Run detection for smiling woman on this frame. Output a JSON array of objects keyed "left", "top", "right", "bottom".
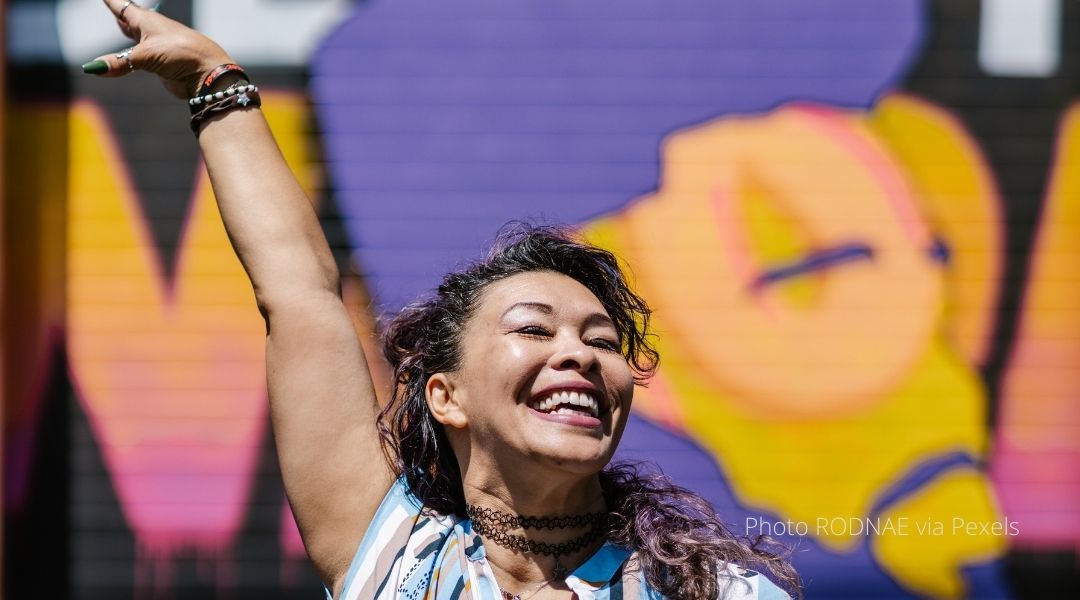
[
  {"left": 380, "top": 231, "right": 645, "bottom": 513},
  {"left": 82, "top": 1, "right": 799, "bottom": 598}
]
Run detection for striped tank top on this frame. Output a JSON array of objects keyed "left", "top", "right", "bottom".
[{"left": 331, "top": 477, "right": 791, "bottom": 599}]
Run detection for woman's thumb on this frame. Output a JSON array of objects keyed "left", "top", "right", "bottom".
[{"left": 82, "top": 45, "right": 140, "bottom": 77}]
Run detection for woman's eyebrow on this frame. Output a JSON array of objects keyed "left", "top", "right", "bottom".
[
  {"left": 501, "top": 301, "right": 554, "bottom": 318},
  {"left": 584, "top": 313, "right": 615, "bottom": 329},
  {"left": 500, "top": 302, "right": 614, "bottom": 328}
]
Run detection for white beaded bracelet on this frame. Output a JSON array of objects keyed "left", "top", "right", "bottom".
[{"left": 188, "top": 84, "right": 259, "bottom": 109}]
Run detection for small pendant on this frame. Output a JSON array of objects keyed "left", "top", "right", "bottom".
[
  {"left": 552, "top": 557, "right": 567, "bottom": 580},
  {"left": 237, "top": 93, "right": 251, "bottom": 106}
]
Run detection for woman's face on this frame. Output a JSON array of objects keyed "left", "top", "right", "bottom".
[{"left": 439, "top": 270, "right": 635, "bottom": 475}]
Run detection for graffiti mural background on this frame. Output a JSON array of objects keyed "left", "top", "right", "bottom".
[{"left": 4, "top": 0, "right": 1078, "bottom": 597}]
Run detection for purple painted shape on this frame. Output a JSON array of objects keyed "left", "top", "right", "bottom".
[{"left": 312, "top": 0, "right": 925, "bottom": 312}]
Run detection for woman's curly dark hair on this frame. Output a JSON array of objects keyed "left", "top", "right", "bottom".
[{"left": 378, "top": 223, "right": 801, "bottom": 598}]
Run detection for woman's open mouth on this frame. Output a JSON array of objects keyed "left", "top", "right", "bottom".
[{"left": 527, "top": 390, "right": 602, "bottom": 428}]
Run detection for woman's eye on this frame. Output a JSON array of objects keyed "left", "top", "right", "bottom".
[
  {"left": 588, "top": 338, "right": 621, "bottom": 351},
  {"left": 516, "top": 326, "right": 551, "bottom": 337}
]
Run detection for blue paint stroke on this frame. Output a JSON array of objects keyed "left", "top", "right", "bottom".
[{"left": 750, "top": 242, "right": 874, "bottom": 292}]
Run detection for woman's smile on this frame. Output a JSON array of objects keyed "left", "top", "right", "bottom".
[{"left": 524, "top": 382, "right": 608, "bottom": 432}]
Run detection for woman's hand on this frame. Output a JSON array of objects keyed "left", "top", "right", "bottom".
[{"left": 82, "top": 0, "right": 234, "bottom": 99}]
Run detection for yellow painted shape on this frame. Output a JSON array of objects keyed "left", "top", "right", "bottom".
[
  {"left": 869, "top": 93, "right": 1003, "bottom": 367},
  {"left": 873, "top": 469, "right": 1009, "bottom": 599},
  {"left": 651, "top": 324, "right": 986, "bottom": 552}
]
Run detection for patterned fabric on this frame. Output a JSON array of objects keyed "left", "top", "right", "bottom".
[{"left": 330, "top": 478, "right": 791, "bottom": 599}]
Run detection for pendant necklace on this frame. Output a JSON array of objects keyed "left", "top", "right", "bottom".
[{"left": 500, "top": 578, "right": 553, "bottom": 600}]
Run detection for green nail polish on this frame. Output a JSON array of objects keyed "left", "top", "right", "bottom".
[{"left": 82, "top": 60, "right": 108, "bottom": 75}]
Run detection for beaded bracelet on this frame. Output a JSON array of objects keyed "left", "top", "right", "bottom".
[
  {"left": 190, "top": 85, "right": 262, "bottom": 137},
  {"left": 188, "top": 82, "right": 259, "bottom": 115},
  {"left": 195, "top": 63, "right": 247, "bottom": 97}
]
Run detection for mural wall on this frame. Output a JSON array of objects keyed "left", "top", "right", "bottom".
[{"left": 4, "top": 0, "right": 1078, "bottom": 598}]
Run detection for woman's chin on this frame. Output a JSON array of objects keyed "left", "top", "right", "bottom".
[{"left": 525, "top": 442, "right": 615, "bottom": 475}]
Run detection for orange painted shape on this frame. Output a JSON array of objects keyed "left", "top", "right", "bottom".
[{"left": 616, "top": 104, "right": 944, "bottom": 418}]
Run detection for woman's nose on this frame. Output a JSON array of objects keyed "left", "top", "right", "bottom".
[{"left": 550, "top": 336, "right": 599, "bottom": 372}]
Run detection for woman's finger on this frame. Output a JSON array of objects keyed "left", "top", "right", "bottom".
[
  {"left": 102, "top": 0, "right": 139, "bottom": 20},
  {"left": 81, "top": 45, "right": 141, "bottom": 77},
  {"left": 103, "top": 0, "right": 160, "bottom": 38},
  {"left": 116, "top": 16, "right": 136, "bottom": 40}
]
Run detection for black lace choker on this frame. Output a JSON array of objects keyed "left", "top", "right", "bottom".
[{"left": 465, "top": 504, "right": 608, "bottom": 580}]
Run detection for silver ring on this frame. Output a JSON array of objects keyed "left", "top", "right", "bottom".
[
  {"left": 119, "top": 0, "right": 138, "bottom": 20},
  {"left": 116, "top": 46, "right": 136, "bottom": 71}
]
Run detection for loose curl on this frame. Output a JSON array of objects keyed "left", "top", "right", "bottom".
[{"left": 378, "top": 224, "right": 800, "bottom": 598}]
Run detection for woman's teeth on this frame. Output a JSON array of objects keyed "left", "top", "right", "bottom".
[{"left": 532, "top": 391, "right": 599, "bottom": 418}]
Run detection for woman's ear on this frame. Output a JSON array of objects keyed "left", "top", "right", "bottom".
[{"left": 426, "top": 373, "right": 468, "bottom": 429}]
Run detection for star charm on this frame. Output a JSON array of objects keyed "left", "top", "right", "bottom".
[
  {"left": 552, "top": 562, "right": 567, "bottom": 580},
  {"left": 237, "top": 93, "right": 250, "bottom": 106}
]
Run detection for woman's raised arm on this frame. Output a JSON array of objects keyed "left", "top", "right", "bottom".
[{"left": 85, "top": 2, "right": 394, "bottom": 593}]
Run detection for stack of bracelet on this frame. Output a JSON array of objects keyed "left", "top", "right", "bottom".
[{"left": 188, "top": 63, "right": 261, "bottom": 136}]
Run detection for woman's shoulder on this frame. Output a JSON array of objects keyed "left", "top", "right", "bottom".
[
  {"left": 333, "top": 476, "right": 462, "bottom": 599},
  {"left": 627, "top": 556, "right": 793, "bottom": 600},
  {"left": 717, "top": 562, "right": 792, "bottom": 600}
]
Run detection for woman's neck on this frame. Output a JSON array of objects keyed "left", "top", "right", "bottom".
[
  {"left": 461, "top": 466, "right": 609, "bottom": 593},
  {"left": 463, "top": 465, "right": 607, "bottom": 516}
]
